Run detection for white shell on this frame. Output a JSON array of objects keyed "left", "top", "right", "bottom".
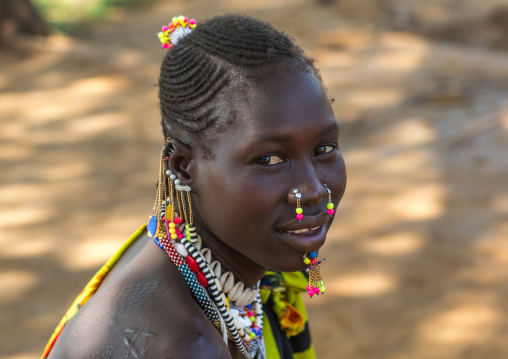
[
  {"left": 233, "top": 318, "right": 243, "bottom": 330},
  {"left": 247, "top": 290, "right": 258, "bottom": 305},
  {"left": 229, "top": 308, "right": 240, "bottom": 318},
  {"left": 194, "top": 235, "right": 202, "bottom": 250},
  {"left": 220, "top": 272, "right": 235, "bottom": 293},
  {"left": 228, "top": 281, "right": 244, "bottom": 302},
  {"left": 235, "top": 288, "right": 252, "bottom": 307},
  {"left": 243, "top": 316, "right": 253, "bottom": 328},
  {"left": 238, "top": 328, "right": 245, "bottom": 337},
  {"left": 201, "top": 248, "right": 212, "bottom": 263},
  {"left": 174, "top": 242, "right": 188, "bottom": 257},
  {"left": 210, "top": 261, "right": 221, "bottom": 278}
]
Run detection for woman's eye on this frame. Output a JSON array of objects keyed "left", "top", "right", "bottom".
[
  {"left": 314, "top": 145, "right": 335, "bottom": 156},
  {"left": 255, "top": 155, "right": 285, "bottom": 165}
]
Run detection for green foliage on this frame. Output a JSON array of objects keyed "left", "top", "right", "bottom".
[{"left": 33, "top": 0, "right": 150, "bottom": 34}]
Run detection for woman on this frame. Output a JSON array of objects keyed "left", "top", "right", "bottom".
[{"left": 42, "top": 14, "right": 346, "bottom": 359}]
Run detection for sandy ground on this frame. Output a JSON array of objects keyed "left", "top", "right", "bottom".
[{"left": 1, "top": 0, "right": 508, "bottom": 358}]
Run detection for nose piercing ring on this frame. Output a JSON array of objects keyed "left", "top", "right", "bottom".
[
  {"left": 294, "top": 189, "right": 303, "bottom": 221},
  {"left": 323, "top": 184, "right": 335, "bottom": 216}
]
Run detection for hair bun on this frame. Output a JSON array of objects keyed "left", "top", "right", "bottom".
[{"left": 157, "top": 15, "right": 197, "bottom": 50}]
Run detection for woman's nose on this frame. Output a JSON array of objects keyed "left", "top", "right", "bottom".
[{"left": 288, "top": 180, "right": 327, "bottom": 208}]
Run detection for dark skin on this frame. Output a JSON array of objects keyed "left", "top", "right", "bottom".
[{"left": 47, "top": 65, "right": 346, "bottom": 358}]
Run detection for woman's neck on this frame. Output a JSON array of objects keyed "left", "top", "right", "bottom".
[{"left": 193, "top": 222, "right": 266, "bottom": 288}]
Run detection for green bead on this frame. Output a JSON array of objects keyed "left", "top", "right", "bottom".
[
  {"left": 319, "top": 286, "right": 325, "bottom": 292},
  {"left": 327, "top": 203, "right": 334, "bottom": 209},
  {"left": 185, "top": 224, "right": 190, "bottom": 229},
  {"left": 296, "top": 208, "right": 303, "bottom": 214}
]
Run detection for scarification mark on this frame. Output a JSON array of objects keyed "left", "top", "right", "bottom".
[
  {"left": 118, "top": 282, "right": 161, "bottom": 312},
  {"left": 90, "top": 344, "right": 115, "bottom": 359},
  {"left": 123, "top": 328, "right": 157, "bottom": 359}
]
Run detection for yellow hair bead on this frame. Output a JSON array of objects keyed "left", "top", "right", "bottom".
[{"left": 157, "top": 32, "right": 164, "bottom": 38}]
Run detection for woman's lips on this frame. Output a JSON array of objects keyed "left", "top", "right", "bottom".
[{"left": 277, "top": 225, "right": 327, "bottom": 253}]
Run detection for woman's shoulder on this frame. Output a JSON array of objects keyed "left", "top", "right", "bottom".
[{"left": 48, "top": 233, "right": 230, "bottom": 358}]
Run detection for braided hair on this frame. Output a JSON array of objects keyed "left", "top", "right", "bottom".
[{"left": 158, "top": 14, "right": 320, "bottom": 157}]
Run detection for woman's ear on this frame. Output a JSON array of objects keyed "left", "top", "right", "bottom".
[{"left": 166, "top": 138, "right": 194, "bottom": 186}]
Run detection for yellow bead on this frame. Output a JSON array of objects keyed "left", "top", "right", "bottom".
[
  {"left": 169, "top": 222, "right": 176, "bottom": 228},
  {"left": 171, "top": 234, "right": 177, "bottom": 239},
  {"left": 303, "top": 258, "right": 310, "bottom": 265},
  {"left": 172, "top": 16, "right": 178, "bottom": 24},
  {"left": 190, "top": 24, "right": 196, "bottom": 29},
  {"left": 178, "top": 15, "right": 185, "bottom": 23},
  {"left": 169, "top": 228, "right": 176, "bottom": 234},
  {"left": 157, "top": 32, "right": 164, "bottom": 38}
]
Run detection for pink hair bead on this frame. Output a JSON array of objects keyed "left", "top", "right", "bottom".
[
  {"left": 162, "top": 43, "right": 169, "bottom": 49},
  {"left": 327, "top": 208, "right": 334, "bottom": 216},
  {"left": 314, "top": 287, "right": 320, "bottom": 294},
  {"left": 189, "top": 19, "right": 196, "bottom": 25},
  {"left": 162, "top": 25, "right": 168, "bottom": 32},
  {"left": 296, "top": 213, "right": 303, "bottom": 221}
]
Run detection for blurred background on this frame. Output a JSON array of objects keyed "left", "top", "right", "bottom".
[{"left": 1, "top": 0, "right": 508, "bottom": 358}]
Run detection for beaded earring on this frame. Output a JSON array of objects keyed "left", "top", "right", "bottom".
[
  {"left": 324, "top": 184, "right": 335, "bottom": 216},
  {"left": 294, "top": 189, "right": 303, "bottom": 221},
  {"left": 147, "top": 141, "right": 171, "bottom": 239},
  {"left": 304, "top": 251, "right": 325, "bottom": 298}
]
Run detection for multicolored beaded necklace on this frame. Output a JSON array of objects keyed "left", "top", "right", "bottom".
[{"left": 148, "top": 206, "right": 264, "bottom": 358}]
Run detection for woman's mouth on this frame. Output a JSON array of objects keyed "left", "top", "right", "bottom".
[
  {"left": 285, "top": 226, "right": 321, "bottom": 235},
  {"left": 277, "top": 223, "right": 328, "bottom": 253}
]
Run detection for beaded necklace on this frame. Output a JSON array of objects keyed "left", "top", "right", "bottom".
[{"left": 151, "top": 213, "right": 265, "bottom": 359}]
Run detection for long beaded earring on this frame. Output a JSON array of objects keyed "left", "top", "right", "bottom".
[
  {"left": 304, "top": 251, "right": 325, "bottom": 298},
  {"left": 294, "top": 189, "right": 303, "bottom": 222},
  {"left": 147, "top": 141, "right": 171, "bottom": 239}
]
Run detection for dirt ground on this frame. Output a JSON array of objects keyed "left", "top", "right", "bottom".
[{"left": 1, "top": 0, "right": 508, "bottom": 358}]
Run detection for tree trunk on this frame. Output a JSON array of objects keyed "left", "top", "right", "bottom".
[{"left": 0, "top": 0, "right": 49, "bottom": 46}]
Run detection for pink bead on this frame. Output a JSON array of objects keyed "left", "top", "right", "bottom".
[
  {"left": 177, "top": 233, "right": 184, "bottom": 239},
  {"left": 296, "top": 214, "right": 303, "bottom": 221},
  {"left": 168, "top": 22, "right": 174, "bottom": 29},
  {"left": 327, "top": 209, "right": 335, "bottom": 216},
  {"left": 162, "top": 25, "right": 168, "bottom": 32},
  {"left": 306, "top": 285, "right": 312, "bottom": 291},
  {"left": 189, "top": 19, "right": 196, "bottom": 25},
  {"left": 162, "top": 43, "right": 169, "bottom": 49},
  {"left": 314, "top": 287, "right": 320, "bottom": 294},
  {"left": 184, "top": 17, "right": 188, "bottom": 23}
]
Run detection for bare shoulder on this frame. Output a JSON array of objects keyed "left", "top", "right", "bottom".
[{"left": 48, "top": 234, "right": 230, "bottom": 359}]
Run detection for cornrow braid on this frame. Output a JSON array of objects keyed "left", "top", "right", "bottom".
[{"left": 158, "top": 14, "right": 319, "bottom": 156}]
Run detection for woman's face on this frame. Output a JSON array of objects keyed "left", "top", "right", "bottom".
[{"left": 188, "top": 66, "right": 347, "bottom": 276}]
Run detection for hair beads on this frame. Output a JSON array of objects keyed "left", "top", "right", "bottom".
[
  {"left": 157, "top": 15, "right": 196, "bottom": 49},
  {"left": 304, "top": 251, "right": 325, "bottom": 298},
  {"left": 294, "top": 189, "right": 303, "bottom": 221}
]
